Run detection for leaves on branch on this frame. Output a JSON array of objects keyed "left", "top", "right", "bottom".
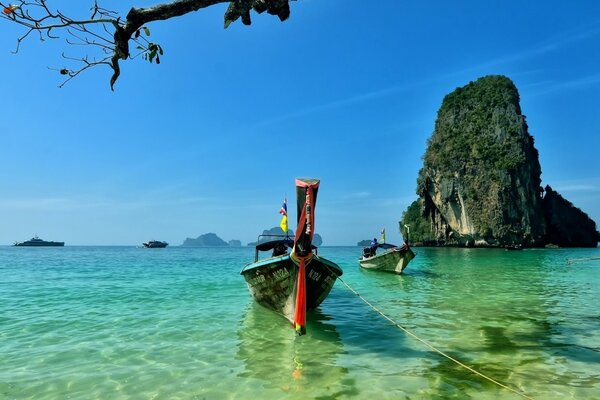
[
  {"left": 1, "top": 0, "right": 294, "bottom": 89},
  {"left": 142, "top": 42, "right": 163, "bottom": 64}
]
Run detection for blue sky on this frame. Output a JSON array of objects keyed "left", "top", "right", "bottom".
[{"left": 1, "top": 0, "right": 599, "bottom": 246}]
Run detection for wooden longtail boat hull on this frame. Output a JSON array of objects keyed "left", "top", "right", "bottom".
[
  {"left": 240, "top": 253, "right": 342, "bottom": 324},
  {"left": 359, "top": 246, "right": 415, "bottom": 274},
  {"left": 242, "top": 178, "right": 343, "bottom": 334}
]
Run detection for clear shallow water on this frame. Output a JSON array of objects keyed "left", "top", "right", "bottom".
[{"left": 1, "top": 246, "right": 599, "bottom": 399}]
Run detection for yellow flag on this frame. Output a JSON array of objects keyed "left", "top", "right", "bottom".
[
  {"left": 280, "top": 215, "right": 288, "bottom": 233},
  {"left": 279, "top": 198, "right": 288, "bottom": 233},
  {"left": 380, "top": 228, "right": 385, "bottom": 243}
]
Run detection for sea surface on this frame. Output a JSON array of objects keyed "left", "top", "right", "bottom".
[{"left": 1, "top": 245, "right": 599, "bottom": 399}]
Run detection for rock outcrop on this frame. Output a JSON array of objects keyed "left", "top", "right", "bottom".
[
  {"left": 405, "top": 75, "right": 598, "bottom": 247},
  {"left": 542, "top": 186, "right": 600, "bottom": 247}
]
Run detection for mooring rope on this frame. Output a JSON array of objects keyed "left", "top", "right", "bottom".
[{"left": 337, "top": 276, "right": 534, "bottom": 400}]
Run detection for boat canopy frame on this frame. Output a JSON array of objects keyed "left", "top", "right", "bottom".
[{"left": 253, "top": 234, "right": 318, "bottom": 262}]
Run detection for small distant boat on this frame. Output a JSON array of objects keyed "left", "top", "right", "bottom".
[
  {"left": 14, "top": 236, "right": 64, "bottom": 247},
  {"left": 240, "top": 178, "right": 343, "bottom": 335},
  {"left": 504, "top": 244, "right": 523, "bottom": 251},
  {"left": 359, "top": 242, "right": 415, "bottom": 274},
  {"left": 143, "top": 240, "right": 168, "bottom": 248}
]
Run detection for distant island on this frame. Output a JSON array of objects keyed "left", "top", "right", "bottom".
[
  {"left": 179, "top": 229, "right": 326, "bottom": 247},
  {"left": 181, "top": 233, "right": 241, "bottom": 247},
  {"left": 401, "top": 75, "right": 600, "bottom": 248},
  {"left": 357, "top": 240, "right": 371, "bottom": 247}
]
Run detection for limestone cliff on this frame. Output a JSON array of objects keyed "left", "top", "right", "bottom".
[
  {"left": 542, "top": 186, "right": 600, "bottom": 247},
  {"left": 406, "top": 75, "right": 598, "bottom": 247}
]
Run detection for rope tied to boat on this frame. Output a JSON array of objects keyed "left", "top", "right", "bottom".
[{"left": 336, "top": 276, "right": 534, "bottom": 400}]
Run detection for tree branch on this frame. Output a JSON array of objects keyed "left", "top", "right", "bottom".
[{"left": 1, "top": 0, "right": 295, "bottom": 90}]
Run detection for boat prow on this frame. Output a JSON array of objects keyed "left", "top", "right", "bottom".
[
  {"left": 240, "top": 251, "right": 342, "bottom": 324},
  {"left": 240, "top": 178, "right": 343, "bottom": 335}
]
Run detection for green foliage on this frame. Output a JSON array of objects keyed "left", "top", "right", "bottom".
[
  {"left": 423, "top": 75, "right": 527, "bottom": 175},
  {"left": 400, "top": 199, "right": 436, "bottom": 243},
  {"left": 416, "top": 75, "right": 539, "bottom": 236},
  {"left": 134, "top": 26, "right": 164, "bottom": 65}
]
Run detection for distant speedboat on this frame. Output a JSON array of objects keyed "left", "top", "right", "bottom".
[
  {"left": 143, "top": 240, "right": 168, "bottom": 248},
  {"left": 240, "top": 178, "right": 343, "bottom": 335},
  {"left": 14, "top": 236, "right": 64, "bottom": 247},
  {"left": 359, "top": 242, "right": 415, "bottom": 274}
]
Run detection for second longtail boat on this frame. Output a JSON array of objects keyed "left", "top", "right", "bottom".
[
  {"left": 358, "top": 227, "right": 415, "bottom": 274},
  {"left": 240, "top": 178, "right": 343, "bottom": 335}
]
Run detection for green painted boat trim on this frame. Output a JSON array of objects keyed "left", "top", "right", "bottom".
[{"left": 240, "top": 254, "right": 291, "bottom": 274}]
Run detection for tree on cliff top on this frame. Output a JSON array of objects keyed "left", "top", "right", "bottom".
[{"left": 0, "top": 0, "right": 293, "bottom": 90}]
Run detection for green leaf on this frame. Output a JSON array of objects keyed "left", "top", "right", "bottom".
[
  {"left": 158, "top": 45, "right": 164, "bottom": 55},
  {"left": 143, "top": 27, "right": 150, "bottom": 36}
]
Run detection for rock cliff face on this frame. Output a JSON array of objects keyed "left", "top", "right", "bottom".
[
  {"left": 542, "top": 186, "right": 600, "bottom": 247},
  {"left": 411, "top": 75, "right": 598, "bottom": 247}
]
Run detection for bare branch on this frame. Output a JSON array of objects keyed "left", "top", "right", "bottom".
[{"left": 1, "top": 0, "right": 296, "bottom": 89}]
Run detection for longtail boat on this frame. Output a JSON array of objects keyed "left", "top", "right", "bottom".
[
  {"left": 240, "top": 178, "right": 343, "bottom": 335},
  {"left": 359, "top": 241, "right": 415, "bottom": 274}
]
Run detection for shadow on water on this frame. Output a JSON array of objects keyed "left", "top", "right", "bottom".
[
  {"left": 320, "top": 283, "right": 433, "bottom": 364},
  {"left": 424, "top": 353, "right": 514, "bottom": 399},
  {"left": 358, "top": 265, "right": 442, "bottom": 282},
  {"left": 410, "top": 248, "right": 600, "bottom": 397},
  {"left": 236, "top": 302, "right": 359, "bottom": 398}
]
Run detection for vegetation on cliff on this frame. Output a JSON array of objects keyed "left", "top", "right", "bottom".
[
  {"left": 406, "top": 75, "right": 598, "bottom": 247},
  {"left": 400, "top": 199, "right": 436, "bottom": 244},
  {"left": 421, "top": 75, "right": 529, "bottom": 178},
  {"left": 417, "top": 75, "right": 545, "bottom": 245}
]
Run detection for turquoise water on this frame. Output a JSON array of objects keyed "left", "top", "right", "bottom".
[{"left": 1, "top": 246, "right": 599, "bottom": 399}]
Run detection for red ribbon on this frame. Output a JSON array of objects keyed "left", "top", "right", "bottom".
[{"left": 293, "top": 257, "right": 306, "bottom": 335}]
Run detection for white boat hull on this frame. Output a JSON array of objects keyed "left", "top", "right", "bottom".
[{"left": 359, "top": 246, "right": 415, "bottom": 274}]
